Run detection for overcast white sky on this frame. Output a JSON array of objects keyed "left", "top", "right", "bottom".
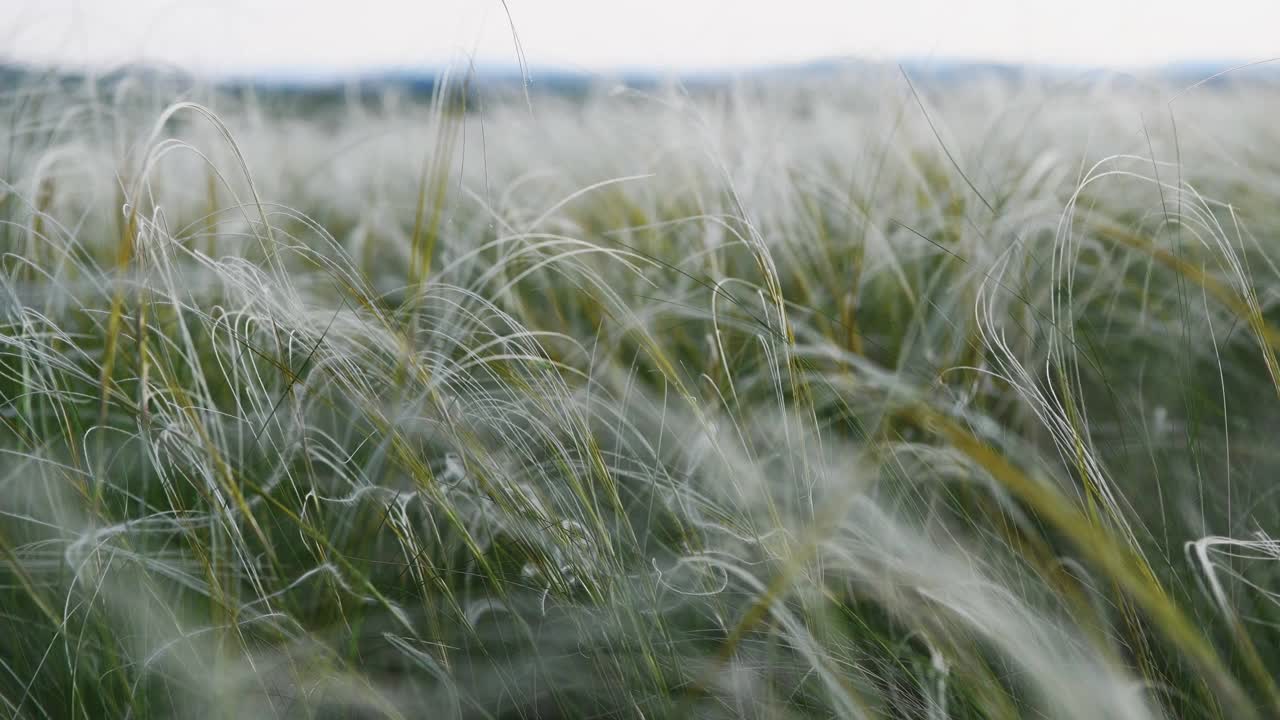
[{"left": 3, "top": 0, "right": 1278, "bottom": 75}]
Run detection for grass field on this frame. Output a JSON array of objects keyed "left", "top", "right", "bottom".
[{"left": 3, "top": 65, "right": 1280, "bottom": 718}]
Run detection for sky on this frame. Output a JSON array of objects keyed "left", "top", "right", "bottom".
[{"left": 2, "top": 0, "right": 1278, "bottom": 76}]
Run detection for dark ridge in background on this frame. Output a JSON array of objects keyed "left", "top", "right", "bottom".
[{"left": 2, "top": 57, "right": 1276, "bottom": 104}]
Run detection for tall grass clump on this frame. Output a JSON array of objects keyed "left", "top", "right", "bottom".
[{"left": 3, "top": 64, "right": 1280, "bottom": 718}]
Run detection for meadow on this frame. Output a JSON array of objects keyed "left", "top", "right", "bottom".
[{"left": 2, "top": 64, "right": 1280, "bottom": 718}]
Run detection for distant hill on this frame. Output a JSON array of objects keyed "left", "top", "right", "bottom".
[{"left": 2, "top": 57, "right": 1276, "bottom": 103}]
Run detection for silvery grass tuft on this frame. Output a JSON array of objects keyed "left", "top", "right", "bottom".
[{"left": 2, "top": 64, "right": 1280, "bottom": 718}]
